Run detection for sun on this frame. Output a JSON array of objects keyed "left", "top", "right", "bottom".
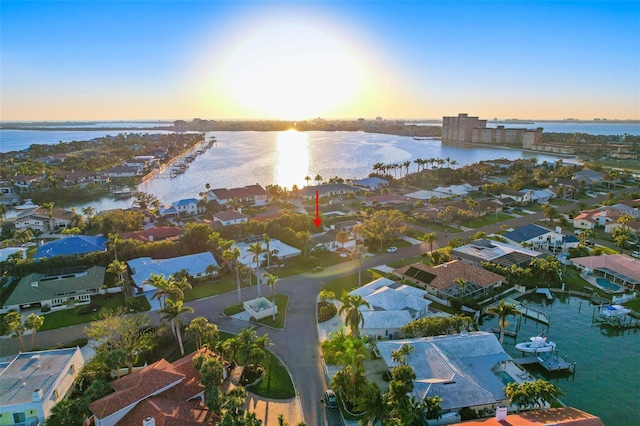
[{"left": 212, "top": 19, "right": 366, "bottom": 120}]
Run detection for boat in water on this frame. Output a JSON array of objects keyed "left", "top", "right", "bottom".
[
  {"left": 600, "top": 304, "right": 631, "bottom": 320},
  {"left": 14, "top": 199, "right": 39, "bottom": 210},
  {"left": 515, "top": 335, "right": 556, "bottom": 353}
]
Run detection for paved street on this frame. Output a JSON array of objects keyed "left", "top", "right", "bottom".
[{"left": 1, "top": 185, "right": 637, "bottom": 425}]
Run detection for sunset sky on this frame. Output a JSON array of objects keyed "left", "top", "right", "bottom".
[{"left": 2, "top": 1, "right": 639, "bottom": 121}]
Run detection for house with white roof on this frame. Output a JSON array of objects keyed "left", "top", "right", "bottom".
[
  {"left": 348, "top": 277, "right": 431, "bottom": 339},
  {"left": 207, "top": 184, "right": 268, "bottom": 206},
  {"left": 127, "top": 252, "right": 219, "bottom": 292},
  {"left": 0, "top": 348, "right": 84, "bottom": 425},
  {"left": 376, "top": 332, "right": 531, "bottom": 420},
  {"left": 451, "top": 239, "right": 542, "bottom": 268},
  {"left": 528, "top": 188, "right": 557, "bottom": 204},
  {"left": 234, "top": 237, "right": 301, "bottom": 267},
  {"left": 503, "top": 224, "right": 566, "bottom": 252}
]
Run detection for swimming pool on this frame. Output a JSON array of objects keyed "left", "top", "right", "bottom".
[
  {"left": 494, "top": 370, "right": 516, "bottom": 385},
  {"left": 595, "top": 278, "right": 622, "bottom": 292}
]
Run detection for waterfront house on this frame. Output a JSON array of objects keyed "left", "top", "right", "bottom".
[
  {"left": 395, "top": 260, "right": 505, "bottom": 299},
  {"left": 207, "top": 184, "right": 268, "bottom": 206},
  {"left": 88, "top": 348, "right": 223, "bottom": 426},
  {"left": 10, "top": 206, "right": 74, "bottom": 233},
  {"left": 104, "top": 165, "right": 141, "bottom": 178},
  {"left": 376, "top": 332, "right": 530, "bottom": 421},
  {"left": 1, "top": 266, "right": 106, "bottom": 313},
  {"left": 348, "top": 277, "right": 431, "bottom": 339},
  {"left": 128, "top": 252, "right": 219, "bottom": 292},
  {"left": 63, "top": 170, "right": 110, "bottom": 188},
  {"left": 0, "top": 348, "right": 84, "bottom": 425},
  {"left": 295, "top": 183, "right": 360, "bottom": 199},
  {"left": 351, "top": 176, "right": 390, "bottom": 191},
  {"left": 572, "top": 254, "right": 640, "bottom": 291},
  {"left": 451, "top": 239, "right": 542, "bottom": 268},
  {"left": 449, "top": 407, "right": 604, "bottom": 426},
  {"left": 172, "top": 198, "right": 202, "bottom": 216},
  {"left": 34, "top": 235, "right": 108, "bottom": 259},
  {"left": 11, "top": 175, "right": 43, "bottom": 192},
  {"left": 213, "top": 209, "right": 249, "bottom": 226}
]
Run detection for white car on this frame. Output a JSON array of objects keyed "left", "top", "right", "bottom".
[
  {"left": 631, "top": 251, "right": 640, "bottom": 259},
  {"left": 386, "top": 246, "right": 398, "bottom": 253}
]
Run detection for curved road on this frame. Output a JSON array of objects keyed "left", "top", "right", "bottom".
[{"left": 1, "top": 186, "right": 636, "bottom": 425}]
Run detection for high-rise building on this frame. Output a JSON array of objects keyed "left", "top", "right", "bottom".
[{"left": 443, "top": 113, "right": 542, "bottom": 147}]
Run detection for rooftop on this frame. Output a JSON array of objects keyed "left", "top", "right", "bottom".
[{"left": 0, "top": 348, "right": 83, "bottom": 407}]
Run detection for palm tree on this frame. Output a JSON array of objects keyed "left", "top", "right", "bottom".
[
  {"left": 297, "top": 230, "right": 312, "bottom": 256},
  {"left": 107, "top": 232, "right": 122, "bottom": 261},
  {"left": 24, "top": 313, "right": 44, "bottom": 350},
  {"left": 3, "top": 312, "right": 26, "bottom": 351},
  {"left": 261, "top": 272, "right": 279, "bottom": 321},
  {"left": 160, "top": 298, "right": 194, "bottom": 356},
  {"left": 148, "top": 273, "right": 171, "bottom": 310},
  {"left": 318, "top": 289, "right": 335, "bottom": 303},
  {"left": 223, "top": 247, "right": 243, "bottom": 304},
  {"left": 13, "top": 228, "right": 34, "bottom": 245},
  {"left": 351, "top": 244, "right": 366, "bottom": 287},
  {"left": 424, "top": 395, "right": 443, "bottom": 420},
  {"left": 245, "top": 242, "right": 265, "bottom": 296},
  {"left": 167, "top": 275, "right": 193, "bottom": 301},
  {"left": 314, "top": 174, "right": 323, "bottom": 185},
  {"left": 356, "top": 382, "right": 390, "bottom": 426},
  {"left": 486, "top": 301, "right": 521, "bottom": 344},
  {"left": 391, "top": 343, "right": 414, "bottom": 366},
  {"left": 263, "top": 233, "right": 272, "bottom": 268},
  {"left": 422, "top": 232, "right": 437, "bottom": 252},
  {"left": 107, "top": 259, "right": 128, "bottom": 292},
  {"left": 41, "top": 202, "right": 55, "bottom": 232},
  {"left": 336, "top": 230, "right": 350, "bottom": 250},
  {"left": 455, "top": 277, "right": 468, "bottom": 298},
  {"left": 339, "top": 293, "right": 371, "bottom": 338},
  {"left": 304, "top": 175, "right": 311, "bottom": 187}
]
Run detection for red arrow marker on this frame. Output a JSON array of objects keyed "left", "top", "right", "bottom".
[{"left": 314, "top": 190, "right": 322, "bottom": 227}]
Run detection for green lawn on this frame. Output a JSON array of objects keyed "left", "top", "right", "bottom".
[
  {"left": 550, "top": 198, "right": 574, "bottom": 206},
  {"left": 39, "top": 293, "right": 151, "bottom": 331},
  {"left": 322, "top": 271, "right": 375, "bottom": 296},
  {"left": 462, "top": 213, "right": 514, "bottom": 228},
  {"left": 183, "top": 275, "right": 251, "bottom": 302},
  {"left": 247, "top": 346, "right": 296, "bottom": 399},
  {"left": 251, "top": 294, "right": 288, "bottom": 329}
]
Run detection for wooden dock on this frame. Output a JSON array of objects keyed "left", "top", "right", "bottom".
[{"left": 501, "top": 298, "right": 550, "bottom": 326}]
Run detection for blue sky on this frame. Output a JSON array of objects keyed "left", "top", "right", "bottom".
[{"left": 1, "top": 1, "right": 639, "bottom": 120}]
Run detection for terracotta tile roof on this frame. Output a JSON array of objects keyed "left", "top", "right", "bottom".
[
  {"left": 450, "top": 406, "right": 604, "bottom": 426},
  {"left": 89, "top": 359, "right": 185, "bottom": 418},
  {"left": 211, "top": 184, "right": 266, "bottom": 200},
  {"left": 395, "top": 260, "right": 505, "bottom": 290},
  {"left": 116, "top": 396, "right": 219, "bottom": 426},
  {"left": 213, "top": 210, "right": 248, "bottom": 221},
  {"left": 89, "top": 348, "right": 224, "bottom": 422}
]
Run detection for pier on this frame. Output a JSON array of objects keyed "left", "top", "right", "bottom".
[
  {"left": 495, "top": 298, "right": 550, "bottom": 326},
  {"left": 536, "top": 287, "right": 553, "bottom": 300},
  {"left": 513, "top": 353, "right": 575, "bottom": 373}
]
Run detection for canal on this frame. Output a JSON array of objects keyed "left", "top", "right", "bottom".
[{"left": 482, "top": 293, "right": 639, "bottom": 426}]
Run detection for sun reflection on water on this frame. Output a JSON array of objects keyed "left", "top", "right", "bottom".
[{"left": 276, "top": 129, "right": 310, "bottom": 190}]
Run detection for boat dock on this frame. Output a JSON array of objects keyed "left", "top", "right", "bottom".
[
  {"left": 513, "top": 353, "right": 575, "bottom": 373},
  {"left": 536, "top": 288, "right": 553, "bottom": 300},
  {"left": 499, "top": 298, "right": 550, "bottom": 326}
]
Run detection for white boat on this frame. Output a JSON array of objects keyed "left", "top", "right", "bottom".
[
  {"left": 600, "top": 304, "right": 631, "bottom": 319},
  {"left": 14, "top": 199, "right": 39, "bottom": 210},
  {"left": 515, "top": 336, "right": 556, "bottom": 353}
]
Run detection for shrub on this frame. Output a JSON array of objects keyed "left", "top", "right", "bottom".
[{"left": 317, "top": 302, "right": 337, "bottom": 323}]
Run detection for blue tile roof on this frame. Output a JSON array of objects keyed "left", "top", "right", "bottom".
[
  {"left": 504, "top": 224, "right": 550, "bottom": 243},
  {"left": 173, "top": 198, "right": 198, "bottom": 206},
  {"left": 34, "top": 235, "right": 107, "bottom": 258}
]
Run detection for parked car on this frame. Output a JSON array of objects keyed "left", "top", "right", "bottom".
[
  {"left": 631, "top": 251, "right": 640, "bottom": 259},
  {"left": 322, "top": 389, "right": 338, "bottom": 409},
  {"left": 311, "top": 266, "right": 324, "bottom": 272},
  {"left": 386, "top": 246, "right": 398, "bottom": 253}
]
